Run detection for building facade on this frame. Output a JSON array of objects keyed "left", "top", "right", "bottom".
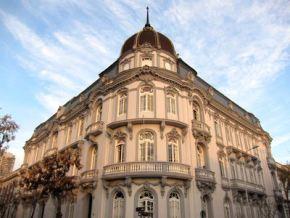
[
  {"left": 0, "top": 14, "right": 289, "bottom": 218},
  {"left": 0, "top": 152, "right": 15, "bottom": 177}
]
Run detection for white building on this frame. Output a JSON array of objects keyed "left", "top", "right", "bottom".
[{"left": 0, "top": 10, "right": 288, "bottom": 218}]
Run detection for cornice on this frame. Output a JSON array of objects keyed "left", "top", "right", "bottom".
[{"left": 207, "top": 100, "right": 266, "bottom": 137}]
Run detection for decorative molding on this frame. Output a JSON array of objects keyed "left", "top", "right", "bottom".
[
  {"left": 166, "top": 128, "right": 181, "bottom": 142},
  {"left": 113, "top": 130, "right": 127, "bottom": 143}
]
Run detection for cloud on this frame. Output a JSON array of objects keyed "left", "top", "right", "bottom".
[
  {"left": 164, "top": 0, "right": 290, "bottom": 107},
  {"left": 1, "top": 1, "right": 290, "bottom": 166},
  {"left": 272, "top": 133, "right": 290, "bottom": 148}
]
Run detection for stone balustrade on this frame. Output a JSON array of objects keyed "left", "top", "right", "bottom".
[
  {"left": 103, "top": 162, "right": 192, "bottom": 180},
  {"left": 195, "top": 168, "right": 215, "bottom": 183},
  {"left": 230, "top": 178, "right": 265, "bottom": 194},
  {"left": 85, "top": 121, "right": 104, "bottom": 138},
  {"left": 44, "top": 147, "right": 57, "bottom": 157},
  {"left": 81, "top": 169, "right": 98, "bottom": 181},
  {"left": 192, "top": 120, "right": 210, "bottom": 134}
]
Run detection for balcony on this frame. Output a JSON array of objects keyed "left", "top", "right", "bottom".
[
  {"left": 195, "top": 168, "right": 216, "bottom": 193},
  {"left": 103, "top": 162, "right": 192, "bottom": 180},
  {"left": 80, "top": 169, "right": 98, "bottom": 190},
  {"left": 192, "top": 120, "right": 211, "bottom": 143},
  {"left": 230, "top": 179, "right": 265, "bottom": 194},
  {"left": 44, "top": 147, "right": 57, "bottom": 157},
  {"left": 85, "top": 121, "right": 104, "bottom": 139},
  {"left": 195, "top": 168, "right": 215, "bottom": 183}
]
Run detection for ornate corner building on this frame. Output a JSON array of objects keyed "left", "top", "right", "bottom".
[{"left": 0, "top": 11, "right": 289, "bottom": 218}]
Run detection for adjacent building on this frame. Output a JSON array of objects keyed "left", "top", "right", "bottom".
[{"left": 0, "top": 10, "right": 289, "bottom": 218}]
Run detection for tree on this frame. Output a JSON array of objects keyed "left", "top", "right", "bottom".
[
  {"left": 0, "top": 113, "right": 19, "bottom": 156},
  {"left": 19, "top": 146, "right": 82, "bottom": 218},
  {"left": 277, "top": 163, "right": 290, "bottom": 215}
]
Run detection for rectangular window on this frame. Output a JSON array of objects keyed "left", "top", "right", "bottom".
[
  {"left": 140, "top": 96, "right": 146, "bottom": 111},
  {"left": 66, "top": 126, "right": 72, "bottom": 144},
  {"left": 78, "top": 119, "right": 84, "bottom": 138},
  {"left": 215, "top": 121, "right": 222, "bottom": 139},
  {"left": 148, "top": 95, "right": 153, "bottom": 111}
]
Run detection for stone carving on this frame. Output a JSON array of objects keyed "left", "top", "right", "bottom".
[
  {"left": 166, "top": 128, "right": 180, "bottom": 142},
  {"left": 113, "top": 130, "right": 127, "bottom": 143},
  {"left": 196, "top": 180, "right": 216, "bottom": 197}
]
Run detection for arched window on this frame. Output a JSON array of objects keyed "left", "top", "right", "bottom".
[
  {"left": 118, "top": 93, "right": 127, "bottom": 116},
  {"left": 197, "top": 144, "right": 205, "bottom": 168},
  {"left": 139, "top": 131, "right": 154, "bottom": 161},
  {"left": 140, "top": 86, "right": 154, "bottom": 112},
  {"left": 87, "top": 194, "right": 93, "bottom": 218},
  {"left": 201, "top": 195, "right": 212, "bottom": 218},
  {"left": 113, "top": 191, "right": 125, "bottom": 218},
  {"left": 95, "top": 103, "right": 102, "bottom": 122},
  {"left": 166, "top": 92, "right": 176, "bottom": 114},
  {"left": 90, "top": 146, "right": 98, "bottom": 170},
  {"left": 168, "top": 140, "right": 179, "bottom": 163},
  {"left": 138, "top": 191, "right": 154, "bottom": 218},
  {"left": 115, "top": 143, "right": 125, "bottom": 163},
  {"left": 168, "top": 192, "right": 181, "bottom": 218},
  {"left": 224, "top": 199, "right": 231, "bottom": 218}
]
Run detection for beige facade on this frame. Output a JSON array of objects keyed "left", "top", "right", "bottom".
[{"left": 0, "top": 18, "right": 289, "bottom": 218}]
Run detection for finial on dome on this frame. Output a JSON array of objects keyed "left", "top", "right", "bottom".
[{"left": 145, "top": 6, "right": 151, "bottom": 28}]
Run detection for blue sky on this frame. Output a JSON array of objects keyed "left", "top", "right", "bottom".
[{"left": 0, "top": 0, "right": 290, "bottom": 168}]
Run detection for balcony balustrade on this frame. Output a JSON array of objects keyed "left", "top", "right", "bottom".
[
  {"left": 195, "top": 168, "right": 215, "bottom": 183},
  {"left": 81, "top": 169, "right": 98, "bottom": 182},
  {"left": 80, "top": 169, "right": 98, "bottom": 190},
  {"left": 44, "top": 147, "right": 57, "bottom": 157},
  {"left": 230, "top": 178, "right": 265, "bottom": 194},
  {"left": 191, "top": 120, "right": 211, "bottom": 143},
  {"left": 85, "top": 121, "right": 104, "bottom": 139},
  {"left": 103, "top": 162, "right": 192, "bottom": 180}
]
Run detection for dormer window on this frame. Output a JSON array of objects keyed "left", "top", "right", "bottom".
[
  {"left": 164, "top": 61, "right": 172, "bottom": 70},
  {"left": 123, "top": 62, "right": 130, "bottom": 71},
  {"left": 141, "top": 57, "right": 152, "bottom": 67}
]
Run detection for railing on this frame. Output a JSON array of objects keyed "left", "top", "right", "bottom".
[
  {"left": 192, "top": 120, "right": 210, "bottom": 134},
  {"left": 85, "top": 121, "right": 104, "bottom": 137},
  {"left": 81, "top": 169, "right": 98, "bottom": 181},
  {"left": 103, "top": 162, "right": 191, "bottom": 180},
  {"left": 230, "top": 178, "right": 265, "bottom": 193},
  {"left": 44, "top": 147, "right": 57, "bottom": 157},
  {"left": 195, "top": 168, "right": 215, "bottom": 182}
]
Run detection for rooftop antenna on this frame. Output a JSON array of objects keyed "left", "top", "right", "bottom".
[{"left": 145, "top": 6, "right": 151, "bottom": 27}]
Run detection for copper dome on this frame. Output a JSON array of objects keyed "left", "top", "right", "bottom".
[{"left": 120, "top": 26, "right": 176, "bottom": 57}]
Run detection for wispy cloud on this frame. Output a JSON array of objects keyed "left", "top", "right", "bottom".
[{"left": 1, "top": 0, "right": 290, "bottom": 167}]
